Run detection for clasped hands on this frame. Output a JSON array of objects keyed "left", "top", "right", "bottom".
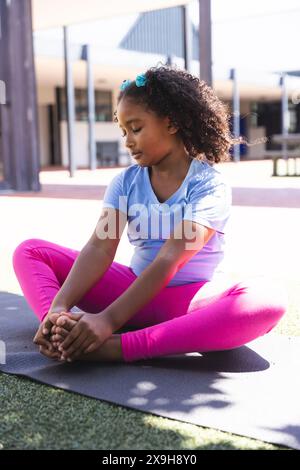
[{"left": 33, "top": 310, "right": 115, "bottom": 362}]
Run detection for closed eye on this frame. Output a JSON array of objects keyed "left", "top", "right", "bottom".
[{"left": 121, "top": 128, "right": 142, "bottom": 137}]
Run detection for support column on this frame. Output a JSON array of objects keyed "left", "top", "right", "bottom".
[
  {"left": 199, "top": 0, "right": 212, "bottom": 86},
  {"left": 63, "top": 25, "right": 76, "bottom": 177},
  {"left": 0, "top": 0, "right": 40, "bottom": 191},
  {"left": 280, "top": 73, "right": 289, "bottom": 161},
  {"left": 230, "top": 68, "right": 240, "bottom": 163},
  {"left": 182, "top": 4, "right": 192, "bottom": 73},
  {"left": 82, "top": 44, "right": 96, "bottom": 171}
]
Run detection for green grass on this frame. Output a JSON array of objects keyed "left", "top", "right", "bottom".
[{"left": 1, "top": 278, "right": 299, "bottom": 450}]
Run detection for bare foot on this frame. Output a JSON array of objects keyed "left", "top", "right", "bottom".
[
  {"left": 48, "top": 312, "right": 80, "bottom": 361},
  {"left": 49, "top": 312, "right": 79, "bottom": 349},
  {"left": 73, "top": 335, "right": 124, "bottom": 363},
  {"left": 49, "top": 312, "right": 124, "bottom": 363}
]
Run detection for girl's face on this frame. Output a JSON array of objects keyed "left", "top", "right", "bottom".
[{"left": 116, "top": 98, "right": 180, "bottom": 167}]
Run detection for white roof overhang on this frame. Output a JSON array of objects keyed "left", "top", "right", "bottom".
[{"left": 32, "top": 0, "right": 193, "bottom": 30}]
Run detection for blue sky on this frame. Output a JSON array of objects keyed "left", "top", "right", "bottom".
[{"left": 35, "top": 0, "right": 300, "bottom": 74}]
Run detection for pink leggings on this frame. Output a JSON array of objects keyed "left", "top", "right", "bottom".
[{"left": 12, "top": 238, "right": 288, "bottom": 363}]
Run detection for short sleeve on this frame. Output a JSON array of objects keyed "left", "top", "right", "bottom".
[
  {"left": 183, "top": 176, "right": 232, "bottom": 234},
  {"left": 102, "top": 171, "right": 127, "bottom": 215}
]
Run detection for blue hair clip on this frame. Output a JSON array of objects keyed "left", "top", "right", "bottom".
[
  {"left": 120, "top": 73, "right": 147, "bottom": 91},
  {"left": 135, "top": 73, "right": 147, "bottom": 87},
  {"left": 120, "top": 79, "right": 131, "bottom": 91}
]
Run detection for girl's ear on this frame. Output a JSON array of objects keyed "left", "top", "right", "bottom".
[{"left": 166, "top": 117, "right": 179, "bottom": 134}]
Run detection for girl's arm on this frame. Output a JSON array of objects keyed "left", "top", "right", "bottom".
[
  {"left": 34, "top": 245, "right": 115, "bottom": 353},
  {"left": 49, "top": 207, "right": 126, "bottom": 313},
  {"left": 104, "top": 220, "right": 215, "bottom": 332},
  {"left": 103, "top": 256, "right": 179, "bottom": 331},
  {"left": 50, "top": 244, "right": 115, "bottom": 312}
]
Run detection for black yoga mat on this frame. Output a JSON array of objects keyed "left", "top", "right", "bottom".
[{"left": 0, "top": 291, "right": 299, "bottom": 450}]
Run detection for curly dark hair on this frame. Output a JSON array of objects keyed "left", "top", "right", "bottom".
[{"left": 113, "top": 64, "right": 244, "bottom": 165}]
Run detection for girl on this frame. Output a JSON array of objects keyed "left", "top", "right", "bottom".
[{"left": 13, "top": 65, "right": 287, "bottom": 364}]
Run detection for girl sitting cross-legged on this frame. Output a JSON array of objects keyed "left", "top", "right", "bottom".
[{"left": 13, "top": 65, "right": 288, "bottom": 363}]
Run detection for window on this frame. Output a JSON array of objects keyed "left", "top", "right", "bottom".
[
  {"left": 250, "top": 102, "right": 258, "bottom": 127},
  {"left": 56, "top": 87, "right": 112, "bottom": 122},
  {"left": 288, "top": 105, "right": 297, "bottom": 133}
]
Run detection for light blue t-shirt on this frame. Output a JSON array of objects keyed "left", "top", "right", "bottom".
[{"left": 102, "top": 158, "right": 232, "bottom": 286}]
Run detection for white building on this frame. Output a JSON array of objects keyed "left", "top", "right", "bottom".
[{"left": 34, "top": 4, "right": 300, "bottom": 169}]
